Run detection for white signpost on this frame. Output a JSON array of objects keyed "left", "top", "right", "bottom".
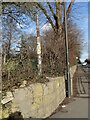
[{"left": 37, "top": 15, "right": 42, "bottom": 76}]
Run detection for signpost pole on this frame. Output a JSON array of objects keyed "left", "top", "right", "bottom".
[
  {"left": 64, "top": 2, "right": 71, "bottom": 98},
  {"left": 37, "top": 15, "right": 42, "bottom": 76}
]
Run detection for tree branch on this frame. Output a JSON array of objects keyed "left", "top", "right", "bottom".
[
  {"left": 67, "top": 0, "right": 75, "bottom": 18},
  {"left": 62, "top": 0, "right": 75, "bottom": 30},
  {"left": 46, "top": 0, "right": 56, "bottom": 20},
  {"left": 37, "top": 3, "right": 55, "bottom": 31},
  {"left": 3, "top": 11, "right": 20, "bottom": 15},
  {"left": 8, "top": 14, "right": 23, "bottom": 28}
]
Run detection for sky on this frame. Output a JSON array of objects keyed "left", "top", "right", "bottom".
[
  {"left": 16, "top": 2, "right": 88, "bottom": 62},
  {"left": 73, "top": 2, "right": 88, "bottom": 62}
]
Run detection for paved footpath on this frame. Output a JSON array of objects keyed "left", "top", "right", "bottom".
[
  {"left": 50, "top": 64, "right": 89, "bottom": 118},
  {"left": 50, "top": 97, "right": 88, "bottom": 118}
]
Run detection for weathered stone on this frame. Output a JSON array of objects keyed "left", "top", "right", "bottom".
[
  {"left": 6, "top": 92, "right": 13, "bottom": 97},
  {"left": 14, "top": 89, "right": 18, "bottom": 93},
  {"left": 20, "top": 80, "right": 27, "bottom": 88},
  {"left": 1, "top": 96, "right": 13, "bottom": 104},
  {"left": 56, "top": 80, "right": 60, "bottom": 88},
  {"left": 12, "top": 88, "right": 33, "bottom": 115},
  {"left": 70, "top": 65, "right": 77, "bottom": 96},
  {"left": 37, "top": 106, "right": 44, "bottom": 118},
  {"left": 43, "top": 84, "right": 49, "bottom": 95},
  {"left": 23, "top": 80, "right": 27, "bottom": 85},
  {"left": 33, "top": 84, "right": 43, "bottom": 98},
  {"left": 20, "top": 84, "right": 25, "bottom": 88},
  {"left": 34, "top": 96, "right": 43, "bottom": 106},
  {"left": 11, "top": 103, "right": 20, "bottom": 113},
  {"left": 47, "top": 82, "right": 54, "bottom": 94},
  {"left": 43, "top": 105, "right": 52, "bottom": 118},
  {"left": 0, "top": 65, "right": 77, "bottom": 119},
  {"left": 2, "top": 109, "right": 9, "bottom": 119},
  {"left": 43, "top": 95, "right": 51, "bottom": 105},
  {"left": 31, "top": 103, "right": 39, "bottom": 111},
  {"left": 10, "top": 72, "right": 77, "bottom": 118}
]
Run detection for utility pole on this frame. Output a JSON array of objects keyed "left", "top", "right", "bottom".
[
  {"left": 64, "top": 2, "right": 71, "bottom": 98},
  {"left": 37, "top": 15, "right": 42, "bottom": 76}
]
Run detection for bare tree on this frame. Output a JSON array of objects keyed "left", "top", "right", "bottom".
[{"left": 42, "top": 20, "right": 82, "bottom": 76}]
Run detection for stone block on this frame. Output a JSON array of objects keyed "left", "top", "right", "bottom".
[
  {"left": 34, "top": 96, "right": 43, "bottom": 106},
  {"left": 64, "top": 88, "right": 66, "bottom": 96},
  {"left": 12, "top": 87, "right": 34, "bottom": 117},
  {"left": 31, "top": 103, "right": 39, "bottom": 111},
  {"left": 29, "top": 110, "right": 38, "bottom": 118},
  {"left": 11, "top": 103, "right": 20, "bottom": 113},
  {"left": 43, "top": 104, "right": 52, "bottom": 118},
  {"left": 47, "top": 82, "right": 54, "bottom": 94},
  {"left": 43, "top": 84, "right": 49, "bottom": 95},
  {"left": 13, "top": 89, "right": 26, "bottom": 101},
  {"left": 1, "top": 96, "right": 13, "bottom": 105},
  {"left": 37, "top": 107, "right": 44, "bottom": 118},
  {"left": 56, "top": 87, "right": 61, "bottom": 96},
  {"left": 43, "top": 95, "right": 51, "bottom": 105},
  {"left": 10, "top": 76, "right": 67, "bottom": 118},
  {"left": 33, "top": 84, "right": 43, "bottom": 98},
  {"left": 14, "top": 89, "right": 18, "bottom": 93},
  {"left": 2, "top": 109, "right": 9, "bottom": 119},
  {"left": 1, "top": 91, "right": 13, "bottom": 105},
  {"left": 50, "top": 93, "right": 56, "bottom": 101},
  {"left": 6, "top": 92, "right": 13, "bottom": 97},
  {"left": 55, "top": 80, "right": 60, "bottom": 89},
  {"left": 51, "top": 100, "right": 57, "bottom": 113}
]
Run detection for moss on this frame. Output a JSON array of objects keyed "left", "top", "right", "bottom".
[
  {"left": 1, "top": 102, "right": 12, "bottom": 119},
  {"left": 0, "top": 108, "right": 10, "bottom": 119}
]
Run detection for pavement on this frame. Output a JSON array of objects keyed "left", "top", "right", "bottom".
[
  {"left": 50, "top": 97, "right": 88, "bottom": 118},
  {"left": 50, "top": 64, "right": 89, "bottom": 118}
]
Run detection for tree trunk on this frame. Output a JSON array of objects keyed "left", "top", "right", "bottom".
[
  {"left": 7, "top": 17, "right": 12, "bottom": 58},
  {"left": 8, "top": 30, "right": 12, "bottom": 55},
  {"left": 37, "top": 1, "right": 74, "bottom": 34},
  {"left": 25, "top": 43, "right": 32, "bottom": 75},
  {"left": 20, "top": 36, "right": 25, "bottom": 69},
  {"left": 3, "top": 43, "right": 7, "bottom": 65},
  {"left": 56, "top": 1, "right": 63, "bottom": 32}
]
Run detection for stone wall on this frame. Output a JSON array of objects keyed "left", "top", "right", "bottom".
[
  {"left": 1, "top": 65, "right": 77, "bottom": 119},
  {"left": 12, "top": 76, "right": 66, "bottom": 118},
  {"left": 70, "top": 65, "right": 77, "bottom": 96}
]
